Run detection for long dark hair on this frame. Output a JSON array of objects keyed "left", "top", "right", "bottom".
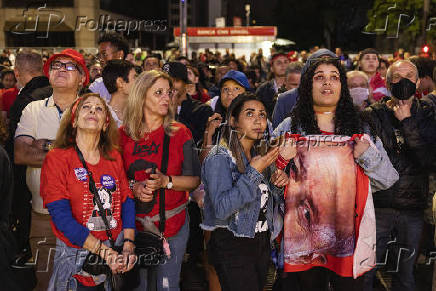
[
  {"left": 220, "top": 92, "right": 268, "bottom": 173},
  {"left": 291, "top": 58, "right": 363, "bottom": 136}
]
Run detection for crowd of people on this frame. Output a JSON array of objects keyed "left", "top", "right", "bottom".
[{"left": 0, "top": 31, "right": 435, "bottom": 291}]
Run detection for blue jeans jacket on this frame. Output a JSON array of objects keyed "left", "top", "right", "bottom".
[{"left": 200, "top": 145, "right": 283, "bottom": 241}]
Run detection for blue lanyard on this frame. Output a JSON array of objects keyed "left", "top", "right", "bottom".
[{"left": 45, "top": 97, "right": 64, "bottom": 119}]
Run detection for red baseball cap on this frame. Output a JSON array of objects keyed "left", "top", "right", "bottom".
[
  {"left": 271, "top": 52, "right": 288, "bottom": 64},
  {"left": 43, "top": 48, "right": 90, "bottom": 86}
]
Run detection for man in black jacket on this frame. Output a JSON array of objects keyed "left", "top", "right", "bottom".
[
  {"left": 5, "top": 52, "right": 52, "bottom": 266},
  {"left": 163, "top": 62, "right": 213, "bottom": 145},
  {"left": 362, "top": 60, "right": 436, "bottom": 291},
  {"left": 163, "top": 62, "right": 213, "bottom": 288},
  {"left": 256, "top": 52, "right": 289, "bottom": 118}
]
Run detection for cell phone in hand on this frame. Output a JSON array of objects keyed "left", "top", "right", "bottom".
[
  {"left": 134, "top": 165, "right": 156, "bottom": 182},
  {"left": 134, "top": 170, "right": 150, "bottom": 182}
]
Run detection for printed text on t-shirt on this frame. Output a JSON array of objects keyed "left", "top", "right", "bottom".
[{"left": 132, "top": 142, "right": 160, "bottom": 156}]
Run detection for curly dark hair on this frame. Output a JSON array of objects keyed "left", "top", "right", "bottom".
[
  {"left": 291, "top": 58, "right": 363, "bottom": 136},
  {"left": 98, "top": 32, "right": 129, "bottom": 60}
]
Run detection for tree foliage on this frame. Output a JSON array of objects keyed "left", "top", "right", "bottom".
[
  {"left": 365, "top": 0, "right": 436, "bottom": 51},
  {"left": 273, "top": 0, "right": 375, "bottom": 51}
]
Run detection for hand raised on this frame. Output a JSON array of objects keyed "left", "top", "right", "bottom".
[
  {"left": 393, "top": 100, "right": 412, "bottom": 121},
  {"left": 250, "top": 147, "right": 279, "bottom": 173},
  {"left": 353, "top": 136, "right": 370, "bottom": 159}
]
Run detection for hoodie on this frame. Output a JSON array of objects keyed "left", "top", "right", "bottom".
[{"left": 271, "top": 49, "right": 337, "bottom": 129}]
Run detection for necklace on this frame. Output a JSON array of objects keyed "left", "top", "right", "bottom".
[
  {"left": 315, "top": 111, "right": 334, "bottom": 115},
  {"left": 112, "top": 107, "right": 123, "bottom": 114},
  {"left": 110, "top": 106, "right": 124, "bottom": 121}
]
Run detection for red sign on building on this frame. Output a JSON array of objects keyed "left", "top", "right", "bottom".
[{"left": 173, "top": 26, "right": 277, "bottom": 37}]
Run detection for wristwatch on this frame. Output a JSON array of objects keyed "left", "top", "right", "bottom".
[
  {"left": 166, "top": 176, "right": 173, "bottom": 189},
  {"left": 128, "top": 179, "right": 136, "bottom": 191},
  {"left": 43, "top": 140, "right": 54, "bottom": 152}
]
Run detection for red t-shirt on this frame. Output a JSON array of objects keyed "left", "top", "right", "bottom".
[
  {"left": 119, "top": 123, "right": 198, "bottom": 237},
  {"left": 191, "top": 89, "right": 211, "bottom": 103},
  {"left": 320, "top": 130, "right": 334, "bottom": 135},
  {"left": 370, "top": 72, "right": 388, "bottom": 101},
  {"left": 2, "top": 87, "right": 19, "bottom": 113},
  {"left": 41, "top": 147, "right": 132, "bottom": 248}
]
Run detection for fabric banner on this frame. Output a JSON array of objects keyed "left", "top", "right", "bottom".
[{"left": 282, "top": 134, "right": 373, "bottom": 277}]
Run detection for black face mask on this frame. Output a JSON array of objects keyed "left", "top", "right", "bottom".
[{"left": 390, "top": 78, "right": 416, "bottom": 100}]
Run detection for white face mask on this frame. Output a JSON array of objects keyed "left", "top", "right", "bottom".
[{"left": 349, "top": 87, "right": 369, "bottom": 106}]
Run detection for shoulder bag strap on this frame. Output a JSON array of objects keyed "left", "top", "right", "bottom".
[
  {"left": 75, "top": 145, "right": 115, "bottom": 247},
  {"left": 158, "top": 133, "right": 170, "bottom": 234}
]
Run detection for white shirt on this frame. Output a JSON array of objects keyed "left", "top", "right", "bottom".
[
  {"left": 107, "top": 104, "right": 123, "bottom": 128},
  {"left": 15, "top": 96, "right": 64, "bottom": 214},
  {"left": 89, "top": 77, "right": 111, "bottom": 103}
]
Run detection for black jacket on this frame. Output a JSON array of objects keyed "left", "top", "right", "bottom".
[
  {"left": 421, "top": 94, "right": 436, "bottom": 147},
  {"left": 7, "top": 76, "right": 52, "bottom": 149},
  {"left": 4, "top": 76, "right": 52, "bottom": 232},
  {"left": 0, "top": 145, "right": 16, "bottom": 270},
  {"left": 256, "top": 79, "right": 277, "bottom": 119},
  {"left": 0, "top": 146, "right": 13, "bottom": 224},
  {"left": 362, "top": 97, "right": 435, "bottom": 210},
  {"left": 177, "top": 95, "right": 213, "bottom": 145},
  {"left": 256, "top": 79, "right": 288, "bottom": 119},
  {"left": 256, "top": 79, "right": 278, "bottom": 120}
]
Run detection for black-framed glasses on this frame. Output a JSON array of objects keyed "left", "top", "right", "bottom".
[{"left": 50, "top": 61, "right": 79, "bottom": 72}]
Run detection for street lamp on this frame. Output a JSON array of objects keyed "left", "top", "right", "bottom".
[
  {"left": 245, "top": 4, "right": 250, "bottom": 26},
  {"left": 180, "top": 0, "right": 188, "bottom": 57}
]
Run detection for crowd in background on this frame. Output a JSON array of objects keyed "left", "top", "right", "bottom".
[{"left": 0, "top": 31, "right": 435, "bottom": 291}]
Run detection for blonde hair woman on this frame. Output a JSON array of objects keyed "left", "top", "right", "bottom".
[{"left": 119, "top": 70, "right": 201, "bottom": 290}]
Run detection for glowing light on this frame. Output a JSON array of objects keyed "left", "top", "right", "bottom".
[{"left": 422, "top": 45, "right": 430, "bottom": 53}]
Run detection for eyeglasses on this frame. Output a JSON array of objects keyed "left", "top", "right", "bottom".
[
  {"left": 153, "top": 88, "right": 174, "bottom": 98},
  {"left": 50, "top": 61, "right": 79, "bottom": 72},
  {"left": 222, "top": 87, "right": 242, "bottom": 95}
]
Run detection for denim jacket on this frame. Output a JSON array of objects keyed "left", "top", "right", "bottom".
[{"left": 201, "top": 145, "right": 284, "bottom": 241}]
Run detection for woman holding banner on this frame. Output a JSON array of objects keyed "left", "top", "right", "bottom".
[{"left": 272, "top": 57, "right": 398, "bottom": 291}]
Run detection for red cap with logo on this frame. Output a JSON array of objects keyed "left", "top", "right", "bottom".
[{"left": 43, "top": 48, "right": 90, "bottom": 86}]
